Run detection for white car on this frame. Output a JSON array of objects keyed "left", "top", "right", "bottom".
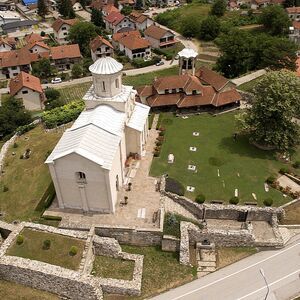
[
  {"left": 51, "top": 77, "right": 62, "bottom": 84},
  {"left": 156, "top": 61, "right": 164, "bottom": 66}
]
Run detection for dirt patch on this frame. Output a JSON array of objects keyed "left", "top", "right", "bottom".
[{"left": 282, "top": 201, "right": 300, "bottom": 225}]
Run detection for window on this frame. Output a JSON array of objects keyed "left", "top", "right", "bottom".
[
  {"left": 11, "top": 66, "right": 17, "bottom": 70},
  {"left": 102, "top": 81, "right": 106, "bottom": 92},
  {"left": 76, "top": 172, "right": 86, "bottom": 183},
  {"left": 115, "top": 78, "right": 119, "bottom": 88},
  {"left": 172, "top": 89, "right": 176, "bottom": 93},
  {"left": 63, "top": 32, "right": 67, "bottom": 36},
  {"left": 62, "top": 26, "right": 67, "bottom": 30},
  {"left": 22, "top": 90, "right": 28, "bottom": 94},
  {"left": 192, "top": 90, "right": 197, "bottom": 95},
  {"left": 165, "top": 89, "right": 169, "bottom": 94}
]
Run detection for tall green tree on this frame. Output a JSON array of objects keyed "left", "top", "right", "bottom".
[
  {"left": 91, "top": 8, "right": 105, "bottom": 28},
  {"left": 240, "top": 70, "right": 300, "bottom": 152},
  {"left": 32, "top": 58, "right": 57, "bottom": 79},
  {"left": 199, "top": 16, "right": 220, "bottom": 41},
  {"left": 283, "top": 0, "right": 300, "bottom": 7},
  {"left": 121, "top": 6, "right": 133, "bottom": 16},
  {"left": 58, "top": 0, "right": 76, "bottom": 19},
  {"left": 259, "top": 5, "right": 291, "bottom": 36},
  {"left": 180, "top": 16, "right": 201, "bottom": 38},
  {"left": 37, "top": 0, "right": 48, "bottom": 18},
  {"left": 211, "top": 0, "right": 226, "bottom": 17},
  {"left": 135, "top": 0, "right": 143, "bottom": 10},
  {"left": 68, "top": 22, "right": 99, "bottom": 56}
]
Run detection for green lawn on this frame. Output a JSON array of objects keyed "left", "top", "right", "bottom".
[
  {"left": 0, "top": 125, "right": 64, "bottom": 222},
  {"left": 7, "top": 228, "right": 85, "bottom": 270},
  {"left": 0, "top": 280, "right": 58, "bottom": 300},
  {"left": 116, "top": 246, "right": 196, "bottom": 299},
  {"left": 150, "top": 112, "right": 296, "bottom": 206},
  {"left": 92, "top": 255, "right": 135, "bottom": 280},
  {"left": 237, "top": 75, "right": 265, "bottom": 92}
]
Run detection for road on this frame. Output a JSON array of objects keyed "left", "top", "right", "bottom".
[{"left": 152, "top": 235, "right": 300, "bottom": 300}]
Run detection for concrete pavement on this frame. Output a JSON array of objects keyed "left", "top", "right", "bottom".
[{"left": 152, "top": 235, "right": 300, "bottom": 300}]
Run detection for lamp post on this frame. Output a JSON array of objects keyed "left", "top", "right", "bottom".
[{"left": 260, "top": 268, "right": 270, "bottom": 300}]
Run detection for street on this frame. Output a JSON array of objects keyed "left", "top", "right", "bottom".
[{"left": 151, "top": 234, "right": 300, "bottom": 300}]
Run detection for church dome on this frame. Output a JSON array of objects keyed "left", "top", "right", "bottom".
[
  {"left": 89, "top": 57, "right": 123, "bottom": 75},
  {"left": 178, "top": 48, "right": 198, "bottom": 59}
]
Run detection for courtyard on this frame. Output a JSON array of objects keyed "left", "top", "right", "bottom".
[{"left": 150, "top": 112, "right": 298, "bottom": 206}]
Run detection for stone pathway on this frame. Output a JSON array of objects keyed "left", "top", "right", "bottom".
[
  {"left": 277, "top": 175, "right": 300, "bottom": 193},
  {"left": 231, "top": 69, "right": 266, "bottom": 86},
  {"left": 196, "top": 245, "right": 217, "bottom": 278}
]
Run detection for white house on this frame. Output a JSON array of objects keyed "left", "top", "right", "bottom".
[
  {"left": 71, "top": 0, "right": 83, "bottom": 11},
  {"left": 52, "top": 18, "right": 78, "bottom": 45},
  {"left": 27, "top": 41, "right": 50, "bottom": 54},
  {"left": 90, "top": 35, "right": 114, "bottom": 61},
  {"left": 9, "top": 71, "right": 45, "bottom": 110},
  {"left": 104, "top": 11, "right": 135, "bottom": 33},
  {"left": 144, "top": 24, "right": 177, "bottom": 49},
  {"left": 286, "top": 6, "right": 300, "bottom": 21},
  {"left": 45, "top": 57, "right": 150, "bottom": 213},
  {"left": 129, "top": 11, "right": 154, "bottom": 31}
]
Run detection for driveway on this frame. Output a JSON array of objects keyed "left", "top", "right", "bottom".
[{"left": 151, "top": 234, "right": 300, "bottom": 300}]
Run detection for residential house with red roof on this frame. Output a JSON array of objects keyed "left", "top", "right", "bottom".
[
  {"left": 128, "top": 11, "right": 154, "bottom": 31},
  {"left": 104, "top": 11, "right": 135, "bottom": 33},
  {"left": 26, "top": 41, "right": 50, "bottom": 54},
  {"left": 0, "top": 37, "right": 16, "bottom": 52},
  {"left": 89, "top": 0, "right": 114, "bottom": 11},
  {"left": 90, "top": 35, "right": 114, "bottom": 61},
  {"left": 296, "top": 57, "right": 300, "bottom": 77},
  {"left": 144, "top": 24, "right": 177, "bottom": 49},
  {"left": 102, "top": 3, "right": 119, "bottom": 16},
  {"left": 289, "top": 20, "right": 300, "bottom": 44},
  {"left": 286, "top": 6, "right": 300, "bottom": 21},
  {"left": 9, "top": 71, "right": 45, "bottom": 110},
  {"left": 52, "top": 18, "right": 78, "bottom": 44}
]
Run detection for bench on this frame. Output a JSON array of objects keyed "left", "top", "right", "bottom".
[
  {"left": 244, "top": 202, "right": 258, "bottom": 206},
  {"left": 210, "top": 200, "right": 223, "bottom": 204}
]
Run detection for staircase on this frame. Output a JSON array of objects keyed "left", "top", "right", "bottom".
[
  {"left": 196, "top": 244, "right": 217, "bottom": 278},
  {"left": 279, "top": 227, "right": 292, "bottom": 245}
]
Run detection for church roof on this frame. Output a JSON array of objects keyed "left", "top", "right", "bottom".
[
  {"left": 127, "top": 102, "right": 150, "bottom": 132},
  {"left": 89, "top": 56, "right": 123, "bottom": 75},
  {"left": 45, "top": 104, "right": 126, "bottom": 170},
  {"left": 178, "top": 48, "right": 198, "bottom": 59}
]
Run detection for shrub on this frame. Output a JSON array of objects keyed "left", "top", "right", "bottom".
[
  {"left": 45, "top": 88, "right": 60, "bottom": 101},
  {"left": 69, "top": 246, "right": 78, "bottom": 256},
  {"left": 293, "top": 161, "right": 300, "bottom": 169},
  {"left": 165, "top": 177, "right": 184, "bottom": 196},
  {"left": 43, "top": 239, "right": 51, "bottom": 250},
  {"left": 154, "top": 150, "right": 160, "bottom": 157},
  {"left": 229, "top": 196, "right": 239, "bottom": 205},
  {"left": 266, "top": 176, "right": 276, "bottom": 184},
  {"left": 132, "top": 57, "right": 159, "bottom": 68},
  {"left": 16, "top": 123, "right": 36, "bottom": 136},
  {"left": 279, "top": 167, "right": 290, "bottom": 174},
  {"left": 2, "top": 185, "right": 8, "bottom": 192},
  {"left": 13, "top": 142, "right": 18, "bottom": 148},
  {"left": 166, "top": 213, "right": 178, "bottom": 227},
  {"left": 263, "top": 198, "right": 273, "bottom": 206},
  {"left": 195, "top": 194, "right": 206, "bottom": 204},
  {"left": 16, "top": 234, "right": 24, "bottom": 245}
]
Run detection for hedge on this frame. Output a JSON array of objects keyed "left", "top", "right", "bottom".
[
  {"left": 152, "top": 48, "right": 173, "bottom": 60},
  {"left": 35, "top": 182, "right": 56, "bottom": 213},
  {"left": 132, "top": 56, "right": 160, "bottom": 68},
  {"left": 16, "top": 123, "right": 37, "bottom": 136},
  {"left": 42, "top": 100, "right": 85, "bottom": 129}
]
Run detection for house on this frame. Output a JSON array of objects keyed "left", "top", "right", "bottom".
[
  {"left": 104, "top": 11, "right": 135, "bottom": 33},
  {"left": 144, "top": 24, "right": 177, "bottom": 49},
  {"left": 9, "top": 71, "right": 45, "bottom": 110},
  {"left": 102, "top": 3, "right": 119, "bottom": 16},
  {"left": 0, "top": 11, "right": 20, "bottom": 26},
  {"left": 1, "top": 19, "right": 38, "bottom": 34},
  {"left": 89, "top": 0, "right": 114, "bottom": 11},
  {"left": 26, "top": 41, "right": 50, "bottom": 54},
  {"left": 118, "top": 0, "right": 135, "bottom": 11},
  {"left": 251, "top": 0, "right": 284, "bottom": 9},
  {"left": 24, "top": 32, "right": 46, "bottom": 45},
  {"left": 90, "top": 35, "right": 114, "bottom": 61},
  {"left": 0, "top": 37, "right": 16, "bottom": 52},
  {"left": 112, "top": 30, "right": 141, "bottom": 48},
  {"left": 71, "top": 0, "right": 83, "bottom": 11},
  {"left": 129, "top": 11, "right": 154, "bottom": 31},
  {"left": 46, "top": 56, "right": 149, "bottom": 213},
  {"left": 50, "top": 44, "right": 82, "bottom": 70},
  {"left": 286, "top": 6, "right": 300, "bottom": 21},
  {"left": 137, "top": 48, "right": 241, "bottom": 110},
  {"left": 289, "top": 21, "right": 300, "bottom": 44},
  {"left": 52, "top": 18, "right": 78, "bottom": 45},
  {"left": 116, "top": 32, "right": 151, "bottom": 60}
]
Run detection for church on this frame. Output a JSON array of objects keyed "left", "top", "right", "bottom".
[{"left": 45, "top": 57, "right": 150, "bottom": 213}]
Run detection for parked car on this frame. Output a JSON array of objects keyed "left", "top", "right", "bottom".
[
  {"left": 156, "top": 61, "right": 164, "bottom": 66},
  {"left": 51, "top": 77, "right": 62, "bottom": 84}
]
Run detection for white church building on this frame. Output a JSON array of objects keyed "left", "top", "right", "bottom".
[{"left": 45, "top": 57, "right": 150, "bottom": 214}]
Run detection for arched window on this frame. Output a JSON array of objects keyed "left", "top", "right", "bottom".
[
  {"left": 102, "top": 81, "right": 106, "bottom": 92},
  {"left": 115, "top": 78, "right": 119, "bottom": 88},
  {"left": 76, "top": 172, "right": 86, "bottom": 183}
]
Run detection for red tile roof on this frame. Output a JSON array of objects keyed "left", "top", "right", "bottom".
[
  {"left": 90, "top": 35, "right": 113, "bottom": 52},
  {"left": 144, "top": 25, "right": 173, "bottom": 40},
  {"left": 50, "top": 44, "right": 81, "bottom": 60},
  {"left": 137, "top": 85, "right": 153, "bottom": 97},
  {"left": 105, "top": 11, "right": 125, "bottom": 25},
  {"left": 102, "top": 4, "right": 119, "bottom": 14},
  {"left": 212, "top": 89, "right": 242, "bottom": 107},
  {"left": 27, "top": 41, "right": 50, "bottom": 51},
  {"left": 0, "top": 49, "right": 33, "bottom": 68},
  {"left": 119, "top": 35, "right": 150, "bottom": 50},
  {"left": 129, "top": 11, "right": 148, "bottom": 24},
  {"left": 9, "top": 71, "right": 43, "bottom": 96},
  {"left": 147, "top": 93, "right": 182, "bottom": 107},
  {"left": 52, "top": 18, "right": 78, "bottom": 32},
  {"left": 196, "top": 66, "right": 229, "bottom": 91},
  {"left": 286, "top": 6, "right": 300, "bottom": 13},
  {"left": 24, "top": 33, "right": 45, "bottom": 44},
  {"left": 113, "top": 30, "right": 141, "bottom": 42},
  {"left": 178, "top": 87, "right": 216, "bottom": 107}
]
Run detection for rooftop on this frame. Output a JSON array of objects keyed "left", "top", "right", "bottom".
[
  {"left": 178, "top": 48, "right": 198, "bottom": 59},
  {"left": 89, "top": 56, "right": 123, "bottom": 75},
  {"left": 52, "top": 18, "right": 78, "bottom": 32},
  {"left": 50, "top": 44, "right": 81, "bottom": 60},
  {"left": 118, "top": 35, "right": 150, "bottom": 50},
  {"left": 90, "top": 35, "right": 113, "bottom": 52},
  {"left": 144, "top": 25, "right": 173, "bottom": 39}
]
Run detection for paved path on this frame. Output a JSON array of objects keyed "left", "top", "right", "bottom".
[
  {"left": 76, "top": 9, "right": 91, "bottom": 21},
  {"left": 152, "top": 234, "right": 300, "bottom": 300},
  {"left": 231, "top": 69, "right": 266, "bottom": 86}
]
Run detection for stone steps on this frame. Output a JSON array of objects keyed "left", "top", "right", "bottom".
[
  {"left": 197, "top": 261, "right": 216, "bottom": 267},
  {"left": 197, "top": 266, "right": 216, "bottom": 273},
  {"left": 279, "top": 227, "right": 291, "bottom": 244}
]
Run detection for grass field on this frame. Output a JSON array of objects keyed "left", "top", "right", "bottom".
[
  {"left": 281, "top": 201, "right": 300, "bottom": 225},
  {"left": 0, "top": 125, "right": 63, "bottom": 222},
  {"left": 7, "top": 228, "right": 85, "bottom": 270},
  {"left": 150, "top": 112, "right": 296, "bottom": 206},
  {"left": 237, "top": 75, "right": 265, "bottom": 93},
  {"left": 0, "top": 280, "right": 58, "bottom": 300},
  {"left": 92, "top": 255, "right": 135, "bottom": 280}
]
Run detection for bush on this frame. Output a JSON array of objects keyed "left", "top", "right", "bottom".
[
  {"left": 229, "top": 196, "right": 239, "bottom": 205},
  {"left": 157, "top": 136, "right": 164, "bottom": 142},
  {"left": 293, "top": 161, "right": 300, "bottom": 169},
  {"left": 156, "top": 141, "right": 162, "bottom": 146},
  {"left": 165, "top": 177, "right": 185, "bottom": 196},
  {"left": 69, "top": 245, "right": 78, "bottom": 256},
  {"left": 13, "top": 142, "right": 18, "bottom": 148},
  {"left": 154, "top": 150, "right": 160, "bottom": 157},
  {"left": 2, "top": 185, "right": 8, "bottom": 192},
  {"left": 132, "top": 57, "right": 159, "bottom": 68},
  {"left": 266, "top": 176, "right": 276, "bottom": 184},
  {"left": 16, "top": 234, "right": 24, "bottom": 245},
  {"left": 263, "top": 198, "right": 273, "bottom": 206},
  {"left": 45, "top": 88, "right": 60, "bottom": 101},
  {"left": 279, "top": 167, "right": 290, "bottom": 174},
  {"left": 16, "top": 123, "right": 36, "bottom": 136},
  {"left": 166, "top": 213, "right": 178, "bottom": 227},
  {"left": 195, "top": 194, "right": 206, "bottom": 204},
  {"left": 43, "top": 239, "right": 51, "bottom": 250}
]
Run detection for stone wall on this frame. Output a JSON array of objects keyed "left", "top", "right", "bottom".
[
  {"left": 161, "top": 235, "right": 180, "bottom": 252},
  {"left": 0, "top": 133, "right": 17, "bottom": 173},
  {"left": 80, "top": 226, "right": 96, "bottom": 274},
  {"left": 93, "top": 235, "right": 122, "bottom": 257}
]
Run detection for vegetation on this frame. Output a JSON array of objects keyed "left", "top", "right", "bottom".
[
  {"left": 237, "top": 75, "right": 265, "bottom": 92},
  {"left": 71, "top": 63, "right": 84, "bottom": 79},
  {"left": 57, "top": 0, "right": 75, "bottom": 19},
  {"left": 0, "top": 97, "right": 32, "bottom": 140},
  {"left": 120, "top": 246, "right": 197, "bottom": 299},
  {"left": 42, "top": 100, "right": 85, "bottom": 128},
  {"left": 92, "top": 255, "right": 135, "bottom": 280},
  {"left": 238, "top": 71, "right": 300, "bottom": 152},
  {"left": 281, "top": 201, "right": 300, "bottom": 225},
  {"left": 45, "top": 88, "right": 64, "bottom": 110},
  {"left": 56, "top": 82, "right": 91, "bottom": 103},
  {"left": 165, "top": 177, "right": 185, "bottom": 196},
  {"left": 0, "top": 125, "right": 63, "bottom": 222},
  {"left": 199, "top": 16, "right": 221, "bottom": 41},
  {"left": 37, "top": 0, "right": 48, "bottom": 18},
  {"left": 263, "top": 198, "right": 273, "bottom": 206},
  {"left": 32, "top": 58, "right": 57, "bottom": 79},
  {"left": 195, "top": 194, "right": 206, "bottom": 204},
  {"left": 91, "top": 8, "right": 105, "bottom": 28},
  {"left": 211, "top": 0, "right": 226, "bottom": 17},
  {"left": 229, "top": 196, "right": 239, "bottom": 205},
  {"left": 150, "top": 112, "right": 295, "bottom": 206}
]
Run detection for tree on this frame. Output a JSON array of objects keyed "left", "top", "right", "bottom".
[
  {"left": 240, "top": 70, "right": 300, "bottom": 152},
  {"left": 71, "top": 63, "right": 83, "bottom": 78},
  {"left": 283, "top": 0, "right": 300, "bottom": 7},
  {"left": 259, "top": 5, "right": 291, "bottom": 36},
  {"left": 45, "top": 88, "right": 64, "bottom": 110},
  {"left": 199, "top": 16, "right": 220, "bottom": 41},
  {"left": 32, "top": 58, "right": 57, "bottom": 79},
  {"left": 58, "top": 0, "right": 76, "bottom": 19},
  {"left": 91, "top": 8, "right": 105, "bottom": 27},
  {"left": 211, "top": 0, "right": 226, "bottom": 17},
  {"left": 135, "top": 0, "right": 143, "bottom": 10},
  {"left": 181, "top": 16, "right": 201, "bottom": 38},
  {"left": 68, "top": 22, "right": 99, "bottom": 56},
  {"left": 121, "top": 6, "right": 133, "bottom": 16},
  {"left": 37, "top": 0, "right": 47, "bottom": 18}
]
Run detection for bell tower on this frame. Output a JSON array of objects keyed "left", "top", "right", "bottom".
[{"left": 178, "top": 48, "right": 198, "bottom": 76}]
